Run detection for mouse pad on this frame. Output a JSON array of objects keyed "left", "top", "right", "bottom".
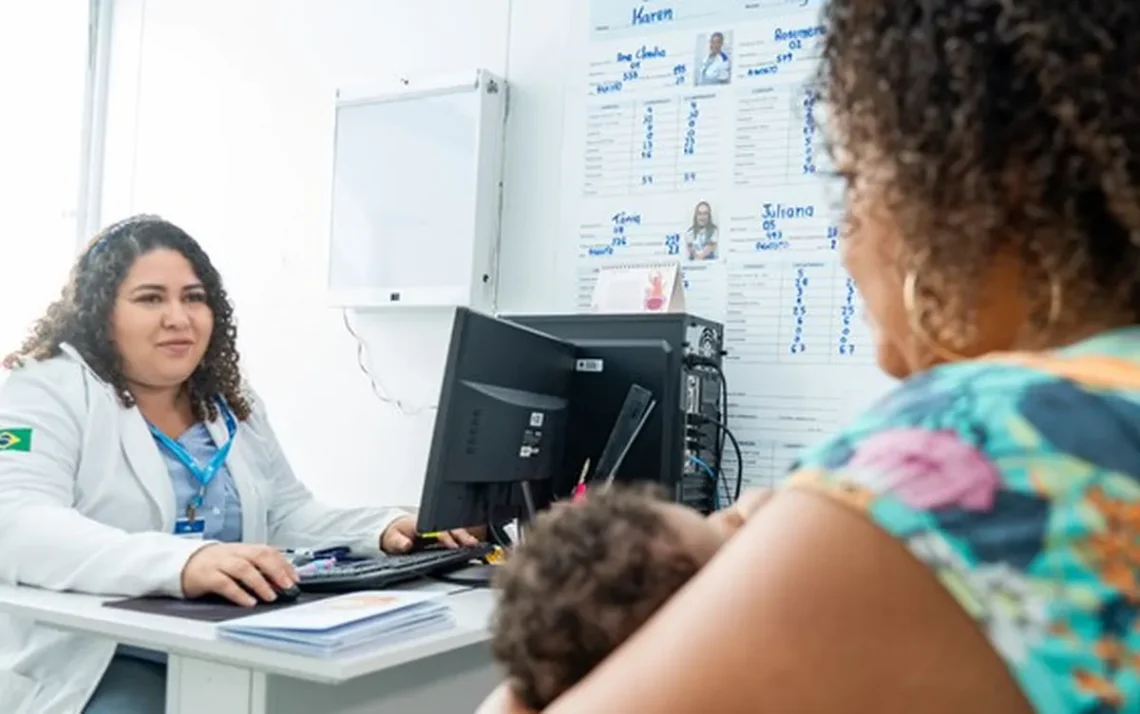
[{"left": 104, "top": 592, "right": 333, "bottom": 623}]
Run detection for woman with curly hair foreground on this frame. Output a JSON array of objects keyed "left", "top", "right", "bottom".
[
  {"left": 478, "top": 1, "right": 1140, "bottom": 712},
  {"left": 0, "top": 215, "right": 480, "bottom": 713}
]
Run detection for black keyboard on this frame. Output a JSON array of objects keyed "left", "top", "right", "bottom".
[{"left": 296, "top": 544, "right": 496, "bottom": 593}]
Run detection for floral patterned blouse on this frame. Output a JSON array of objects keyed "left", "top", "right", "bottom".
[{"left": 787, "top": 327, "right": 1140, "bottom": 714}]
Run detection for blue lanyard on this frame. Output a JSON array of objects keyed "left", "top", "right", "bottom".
[{"left": 149, "top": 397, "right": 237, "bottom": 518}]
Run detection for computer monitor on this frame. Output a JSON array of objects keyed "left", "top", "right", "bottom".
[{"left": 415, "top": 307, "right": 576, "bottom": 534}]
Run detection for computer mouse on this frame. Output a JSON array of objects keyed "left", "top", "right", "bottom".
[
  {"left": 194, "top": 582, "right": 301, "bottom": 606},
  {"left": 270, "top": 583, "right": 302, "bottom": 604},
  {"left": 232, "top": 580, "right": 302, "bottom": 605}
]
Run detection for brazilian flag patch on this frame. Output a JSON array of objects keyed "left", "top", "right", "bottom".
[{"left": 0, "top": 428, "right": 32, "bottom": 452}]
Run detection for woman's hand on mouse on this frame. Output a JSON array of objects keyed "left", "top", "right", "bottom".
[
  {"left": 180, "top": 543, "right": 298, "bottom": 607},
  {"left": 379, "top": 515, "right": 483, "bottom": 553},
  {"left": 707, "top": 487, "right": 773, "bottom": 539}
]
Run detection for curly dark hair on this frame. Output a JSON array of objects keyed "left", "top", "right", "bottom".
[
  {"left": 821, "top": 0, "right": 1140, "bottom": 349},
  {"left": 490, "top": 484, "right": 702, "bottom": 710},
  {"left": 3, "top": 215, "right": 250, "bottom": 422}
]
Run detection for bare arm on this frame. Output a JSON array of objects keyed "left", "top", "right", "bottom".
[
  {"left": 706, "top": 487, "right": 771, "bottom": 538},
  {"left": 535, "top": 489, "right": 1031, "bottom": 713}
]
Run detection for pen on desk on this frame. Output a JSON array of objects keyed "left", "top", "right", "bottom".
[{"left": 572, "top": 458, "right": 590, "bottom": 502}]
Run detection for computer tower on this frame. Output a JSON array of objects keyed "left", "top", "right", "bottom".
[{"left": 503, "top": 312, "right": 726, "bottom": 514}]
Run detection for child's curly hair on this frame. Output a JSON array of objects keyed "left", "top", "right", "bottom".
[{"left": 490, "top": 484, "right": 702, "bottom": 710}]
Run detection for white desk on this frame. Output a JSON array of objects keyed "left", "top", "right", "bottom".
[{"left": 0, "top": 580, "right": 499, "bottom": 714}]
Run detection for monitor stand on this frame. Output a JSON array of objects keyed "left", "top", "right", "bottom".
[
  {"left": 440, "top": 562, "right": 497, "bottom": 588},
  {"left": 517, "top": 481, "right": 538, "bottom": 543},
  {"left": 440, "top": 481, "right": 538, "bottom": 589}
]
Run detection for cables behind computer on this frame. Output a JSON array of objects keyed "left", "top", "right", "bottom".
[
  {"left": 689, "top": 413, "right": 743, "bottom": 502},
  {"left": 688, "top": 453, "right": 731, "bottom": 509},
  {"left": 682, "top": 354, "right": 743, "bottom": 506}
]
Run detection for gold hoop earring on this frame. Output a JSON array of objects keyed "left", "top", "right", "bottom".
[
  {"left": 903, "top": 253, "right": 1064, "bottom": 362},
  {"left": 902, "top": 265, "right": 968, "bottom": 363},
  {"left": 1043, "top": 273, "right": 1063, "bottom": 333}
]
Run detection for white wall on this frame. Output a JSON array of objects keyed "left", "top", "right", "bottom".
[
  {"left": 100, "top": 0, "right": 580, "bottom": 509},
  {"left": 497, "top": 0, "right": 580, "bottom": 311},
  {"left": 0, "top": 3, "right": 90, "bottom": 364}
]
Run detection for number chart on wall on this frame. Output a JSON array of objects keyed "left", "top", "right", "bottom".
[{"left": 575, "top": 0, "right": 895, "bottom": 489}]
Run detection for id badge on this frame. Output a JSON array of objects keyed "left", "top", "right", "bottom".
[{"left": 174, "top": 517, "right": 206, "bottom": 539}]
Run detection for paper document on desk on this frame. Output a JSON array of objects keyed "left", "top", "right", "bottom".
[{"left": 215, "top": 590, "right": 455, "bottom": 657}]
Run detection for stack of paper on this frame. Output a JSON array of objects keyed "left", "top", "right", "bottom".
[{"left": 216, "top": 590, "right": 455, "bottom": 657}]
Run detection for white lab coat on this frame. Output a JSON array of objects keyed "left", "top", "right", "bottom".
[
  {"left": 698, "top": 52, "right": 731, "bottom": 85},
  {"left": 0, "top": 344, "right": 407, "bottom": 714}
]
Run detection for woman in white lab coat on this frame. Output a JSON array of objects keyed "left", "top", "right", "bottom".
[{"left": 0, "top": 215, "right": 479, "bottom": 713}]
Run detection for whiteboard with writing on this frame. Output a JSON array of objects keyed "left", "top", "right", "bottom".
[{"left": 571, "top": 0, "right": 894, "bottom": 488}]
